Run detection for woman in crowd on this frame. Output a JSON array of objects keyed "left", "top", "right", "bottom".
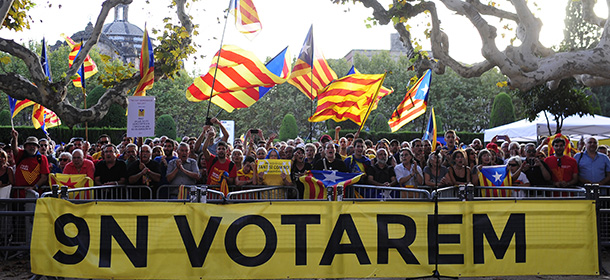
[
  {"left": 152, "top": 146, "right": 164, "bottom": 160},
  {"left": 464, "top": 147, "right": 477, "bottom": 170},
  {"left": 55, "top": 152, "right": 72, "bottom": 173},
  {"left": 395, "top": 148, "right": 423, "bottom": 187},
  {"left": 231, "top": 149, "right": 244, "bottom": 172},
  {"left": 290, "top": 147, "right": 311, "bottom": 199},
  {"left": 424, "top": 152, "right": 450, "bottom": 187},
  {"left": 0, "top": 149, "right": 14, "bottom": 188},
  {"left": 236, "top": 156, "right": 256, "bottom": 186},
  {"left": 266, "top": 148, "right": 280, "bottom": 159},
  {"left": 255, "top": 147, "right": 267, "bottom": 160},
  {"left": 448, "top": 150, "right": 471, "bottom": 186},
  {"left": 473, "top": 149, "right": 494, "bottom": 185},
  {"left": 197, "top": 152, "right": 208, "bottom": 184}
]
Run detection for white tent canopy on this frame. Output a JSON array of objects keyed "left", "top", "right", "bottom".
[{"left": 484, "top": 113, "right": 610, "bottom": 142}]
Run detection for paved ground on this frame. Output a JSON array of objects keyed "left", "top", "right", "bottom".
[{"left": 2, "top": 252, "right": 610, "bottom": 280}]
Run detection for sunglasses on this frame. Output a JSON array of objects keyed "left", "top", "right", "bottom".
[
  {"left": 99, "top": 141, "right": 109, "bottom": 144},
  {"left": 59, "top": 158, "right": 70, "bottom": 162},
  {"left": 508, "top": 163, "right": 518, "bottom": 167}
]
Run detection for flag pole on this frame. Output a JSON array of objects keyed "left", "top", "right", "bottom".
[
  {"left": 356, "top": 73, "right": 387, "bottom": 138},
  {"left": 205, "top": 0, "right": 233, "bottom": 123},
  {"left": 309, "top": 67, "right": 315, "bottom": 143}
]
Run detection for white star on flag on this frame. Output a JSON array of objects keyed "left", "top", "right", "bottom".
[
  {"left": 322, "top": 170, "right": 342, "bottom": 183},
  {"left": 492, "top": 171, "right": 503, "bottom": 182},
  {"left": 419, "top": 84, "right": 428, "bottom": 94}
]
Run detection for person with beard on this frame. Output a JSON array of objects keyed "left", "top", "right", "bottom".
[
  {"left": 367, "top": 148, "right": 397, "bottom": 187},
  {"left": 128, "top": 145, "right": 161, "bottom": 197},
  {"left": 11, "top": 129, "right": 50, "bottom": 197},
  {"left": 544, "top": 138, "right": 578, "bottom": 188},
  {"left": 155, "top": 139, "right": 178, "bottom": 185},
  {"left": 202, "top": 126, "right": 237, "bottom": 185},
  {"left": 94, "top": 144, "right": 127, "bottom": 186},
  {"left": 166, "top": 143, "right": 199, "bottom": 187}
]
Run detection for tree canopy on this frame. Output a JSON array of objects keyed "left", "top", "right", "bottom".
[
  {"left": 343, "top": 0, "right": 610, "bottom": 91},
  {"left": 0, "top": 0, "right": 196, "bottom": 127}
]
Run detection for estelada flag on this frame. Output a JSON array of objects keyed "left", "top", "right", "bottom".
[
  {"left": 48, "top": 173, "right": 94, "bottom": 199},
  {"left": 478, "top": 165, "right": 512, "bottom": 197},
  {"left": 299, "top": 170, "right": 363, "bottom": 200},
  {"left": 547, "top": 133, "right": 575, "bottom": 156},
  {"left": 388, "top": 69, "right": 432, "bottom": 132},
  {"left": 186, "top": 45, "right": 291, "bottom": 112},
  {"left": 63, "top": 34, "right": 98, "bottom": 88},
  {"left": 232, "top": 0, "right": 262, "bottom": 40}
]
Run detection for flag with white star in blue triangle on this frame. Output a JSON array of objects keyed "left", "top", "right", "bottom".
[{"left": 299, "top": 170, "right": 364, "bottom": 200}]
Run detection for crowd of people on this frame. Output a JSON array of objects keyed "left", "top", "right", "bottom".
[{"left": 1, "top": 117, "right": 609, "bottom": 200}]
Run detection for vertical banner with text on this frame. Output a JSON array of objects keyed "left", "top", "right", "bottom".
[{"left": 127, "top": 96, "right": 155, "bottom": 137}]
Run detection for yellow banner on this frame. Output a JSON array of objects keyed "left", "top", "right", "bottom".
[
  {"left": 31, "top": 199, "right": 598, "bottom": 279},
  {"left": 256, "top": 159, "right": 291, "bottom": 185}
]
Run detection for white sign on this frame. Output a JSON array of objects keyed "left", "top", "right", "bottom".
[
  {"left": 127, "top": 96, "right": 155, "bottom": 137},
  {"left": 221, "top": 120, "right": 235, "bottom": 146}
]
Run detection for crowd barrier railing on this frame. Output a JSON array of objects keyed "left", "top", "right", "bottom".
[
  {"left": 340, "top": 184, "right": 432, "bottom": 201},
  {"left": 41, "top": 185, "right": 153, "bottom": 201},
  {"left": 226, "top": 185, "right": 298, "bottom": 202}
]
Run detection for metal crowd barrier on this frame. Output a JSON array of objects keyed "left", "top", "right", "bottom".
[
  {"left": 473, "top": 185, "right": 588, "bottom": 200},
  {"left": 227, "top": 185, "right": 298, "bottom": 202},
  {"left": 41, "top": 185, "right": 153, "bottom": 201},
  {"left": 156, "top": 185, "right": 225, "bottom": 203},
  {"left": 341, "top": 184, "right": 432, "bottom": 201}
]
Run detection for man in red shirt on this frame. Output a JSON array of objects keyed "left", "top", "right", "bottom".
[
  {"left": 11, "top": 129, "right": 50, "bottom": 197},
  {"left": 202, "top": 125, "right": 237, "bottom": 185},
  {"left": 544, "top": 137, "right": 578, "bottom": 188}
]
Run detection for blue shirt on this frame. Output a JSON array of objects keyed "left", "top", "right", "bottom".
[{"left": 574, "top": 152, "right": 610, "bottom": 183}]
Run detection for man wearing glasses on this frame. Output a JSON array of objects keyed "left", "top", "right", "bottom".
[
  {"left": 574, "top": 137, "right": 610, "bottom": 187},
  {"left": 521, "top": 143, "right": 552, "bottom": 186},
  {"left": 544, "top": 138, "right": 578, "bottom": 188}
]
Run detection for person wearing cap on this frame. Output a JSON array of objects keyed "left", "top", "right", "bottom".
[{"left": 10, "top": 129, "right": 50, "bottom": 197}]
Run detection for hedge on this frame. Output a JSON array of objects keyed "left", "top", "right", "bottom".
[{"left": 0, "top": 126, "right": 127, "bottom": 145}]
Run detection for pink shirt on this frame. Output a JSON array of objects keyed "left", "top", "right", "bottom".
[{"left": 63, "top": 159, "right": 95, "bottom": 179}]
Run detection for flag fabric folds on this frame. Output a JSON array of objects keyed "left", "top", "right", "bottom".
[
  {"left": 32, "top": 104, "right": 61, "bottom": 132},
  {"left": 64, "top": 34, "right": 98, "bottom": 88},
  {"left": 423, "top": 106, "right": 437, "bottom": 151},
  {"left": 41, "top": 37, "right": 51, "bottom": 82},
  {"left": 186, "top": 45, "right": 291, "bottom": 112},
  {"left": 309, "top": 73, "right": 386, "bottom": 126},
  {"left": 288, "top": 25, "right": 337, "bottom": 100},
  {"left": 134, "top": 27, "right": 155, "bottom": 96},
  {"left": 478, "top": 165, "right": 512, "bottom": 197},
  {"left": 232, "top": 0, "right": 262, "bottom": 39},
  {"left": 299, "top": 170, "right": 364, "bottom": 200},
  {"left": 8, "top": 96, "right": 35, "bottom": 118},
  {"left": 48, "top": 173, "right": 93, "bottom": 199},
  {"left": 346, "top": 65, "right": 393, "bottom": 110},
  {"left": 547, "top": 133, "right": 574, "bottom": 156},
  {"left": 220, "top": 171, "right": 230, "bottom": 196},
  {"left": 388, "top": 69, "right": 432, "bottom": 132}
]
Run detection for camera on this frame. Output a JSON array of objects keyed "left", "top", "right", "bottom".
[{"left": 250, "top": 129, "right": 259, "bottom": 134}]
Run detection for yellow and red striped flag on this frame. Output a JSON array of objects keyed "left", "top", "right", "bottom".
[
  {"left": 186, "top": 45, "right": 290, "bottom": 112},
  {"left": 288, "top": 25, "right": 337, "bottom": 100},
  {"left": 232, "top": 0, "right": 262, "bottom": 40},
  {"left": 32, "top": 103, "right": 61, "bottom": 131},
  {"left": 388, "top": 69, "right": 432, "bottom": 132},
  {"left": 63, "top": 34, "right": 98, "bottom": 88},
  {"left": 309, "top": 73, "right": 386, "bottom": 126},
  {"left": 8, "top": 97, "right": 35, "bottom": 118},
  {"left": 346, "top": 65, "right": 393, "bottom": 111},
  {"left": 299, "top": 170, "right": 363, "bottom": 200},
  {"left": 134, "top": 27, "right": 155, "bottom": 96}
]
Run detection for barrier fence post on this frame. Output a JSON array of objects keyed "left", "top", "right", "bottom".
[
  {"left": 51, "top": 185, "right": 58, "bottom": 198},
  {"left": 202, "top": 186, "right": 208, "bottom": 204},
  {"left": 337, "top": 186, "right": 343, "bottom": 201},
  {"left": 466, "top": 183, "right": 474, "bottom": 201},
  {"left": 327, "top": 186, "right": 333, "bottom": 201},
  {"left": 60, "top": 186, "right": 68, "bottom": 200},
  {"left": 458, "top": 184, "right": 466, "bottom": 201}
]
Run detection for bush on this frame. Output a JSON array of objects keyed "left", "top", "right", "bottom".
[
  {"left": 489, "top": 92, "right": 516, "bottom": 128},
  {"left": 156, "top": 114, "right": 176, "bottom": 140},
  {"left": 279, "top": 114, "right": 298, "bottom": 141}
]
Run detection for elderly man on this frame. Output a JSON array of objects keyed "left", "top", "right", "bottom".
[
  {"left": 167, "top": 143, "right": 199, "bottom": 186},
  {"left": 94, "top": 144, "right": 127, "bottom": 186},
  {"left": 128, "top": 145, "right": 161, "bottom": 184},
  {"left": 128, "top": 144, "right": 161, "bottom": 198},
  {"left": 11, "top": 129, "right": 50, "bottom": 196},
  {"left": 64, "top": 149, "right": 95, "bottom": 179},
  {"left": 575, "top": 137, "right": 610, "bottom": 186},
  {"left": 367, "top": 148, "right": 397, "bottom": 187}
]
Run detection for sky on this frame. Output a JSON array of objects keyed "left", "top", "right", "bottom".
[{"left": 0, "top": 0, "right": 607, "bottom": 75}]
